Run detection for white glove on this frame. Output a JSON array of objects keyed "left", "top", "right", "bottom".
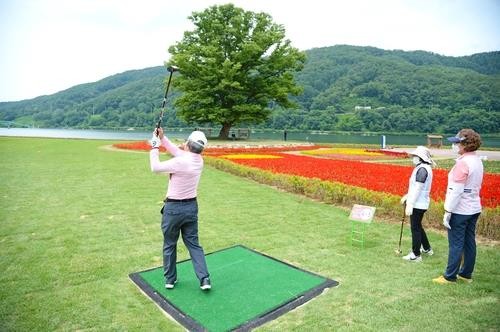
[
  {"left": 400, "top": 194, "right": 408, "bottom": 205},
  {"left": 404, "top": 182, "right": 423, "bottom": 216},
  {"left": 405, "top": 203, "right": 414, "bottom": 216},
  {"left": 443, "top": 212, "right": 451, "bottom": 229},
  {"left": 150, "top": 136, "right": 161, "bottom": 149}
]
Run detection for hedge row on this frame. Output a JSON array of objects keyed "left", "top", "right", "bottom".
[{"left": 205, "top": 157, "right": 500, "bottom": 241}]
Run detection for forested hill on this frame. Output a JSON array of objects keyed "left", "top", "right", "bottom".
[
  {"left": 1, "top": 45, "right": 499, "bottom": 134},
  {"left": 0, "top": 66, "right": 171, "bottom": 129},
  {"left": 296, "top": 45, "right": 500, "bottom": 110}
]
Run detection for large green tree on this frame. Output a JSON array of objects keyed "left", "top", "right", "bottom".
[{"left": 168, "top": 4, "right": 306, "bottom": 138}]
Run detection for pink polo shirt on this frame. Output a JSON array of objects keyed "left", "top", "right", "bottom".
[
  {"left": 448, "top": 151, "right": 483, "bottom": 214},
  {"left": 149, "top": 137, "right": 203, "bottom": 200}
]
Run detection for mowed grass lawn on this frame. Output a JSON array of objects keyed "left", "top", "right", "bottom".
[{"left": 1, "top": 137, "right": 499, "bottom": 331}]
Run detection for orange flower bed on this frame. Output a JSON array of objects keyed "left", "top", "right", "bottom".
[
  {"left": 365, "top": 149, "right": 409, "bottom": 158},
  {"left": 220, "top": 154, "right": 283, "bottom": 159},
  {"left": 113, "top": 141, "right": 167, "bottom": 152},
  {"left": 303, "top": 148, "right": 382, "bottom": 156},
  {"left": 302, "top": 148, "right": 408, "bottom": 160},
  {"left": 112, "top": 141, "right": 322, "bottom": 154}
]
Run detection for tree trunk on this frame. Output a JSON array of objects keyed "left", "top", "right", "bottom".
[{"left": 218, "top": 123, "right": 232, "bottom": 139}]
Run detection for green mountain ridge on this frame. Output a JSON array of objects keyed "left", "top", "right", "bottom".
[{"left": 1, "top": 45, "right": 499, "bottom": 134}]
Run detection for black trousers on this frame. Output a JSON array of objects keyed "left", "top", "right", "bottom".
[{"left": 410, "top": 208, "right": 431, "bottom": 256}]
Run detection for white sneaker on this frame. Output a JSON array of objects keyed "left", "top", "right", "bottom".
[
  {"left": 403, "top": 251, "right": 422, "bottom": 262},
  {"left": 200, "top": 277, "right": 211, "bottom": 291},
  {"left": 420, "top": 247, "right": 434, "bottom": 256},
  {"left": 165, "top": 280, "right": 177, "bottom": 289}
]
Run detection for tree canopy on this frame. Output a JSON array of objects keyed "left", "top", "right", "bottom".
[{"left": 168, "top": 4, "right": 305, "bottom": 138}]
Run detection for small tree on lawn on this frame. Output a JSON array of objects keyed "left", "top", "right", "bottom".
[{"left": 168, "top": 4, "right": 305, "bottom": 139}]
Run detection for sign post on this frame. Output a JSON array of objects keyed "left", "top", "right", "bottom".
[{"left": 349, "top": 204, "right": 376, "bottom": 248}]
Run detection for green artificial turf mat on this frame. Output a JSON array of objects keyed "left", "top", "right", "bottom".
[{"left": 130, "top": 245, "right": 338, "bottom": 331}]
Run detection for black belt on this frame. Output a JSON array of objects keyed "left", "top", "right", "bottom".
[{"left": 165, "top": 197, "right": 197, "bottom": 203}]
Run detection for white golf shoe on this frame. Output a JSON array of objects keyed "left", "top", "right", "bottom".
[
  {"left": 403, "top": 251, "right": 422, "bottom": 262},
  {"left": 165, "top": 280, "right": 177, "bottom": 289},
  {"left": 420, "top": 246, "right": 434, "bottom": 256}
]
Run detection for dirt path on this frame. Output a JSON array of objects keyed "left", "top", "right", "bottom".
[{"left": 391, "top": 147, "right": 499, "bottom": 161}]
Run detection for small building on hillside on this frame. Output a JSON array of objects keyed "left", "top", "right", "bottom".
[{"left": 355, "top": 106, "right": 371, "bottom": 111}]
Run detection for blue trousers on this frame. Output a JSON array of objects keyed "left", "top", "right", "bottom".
[
  {"left": 161, "top": 200, "right": 209, "bottom": 283},
  {"left": 444, "top": 212, "right": 480, "bottom": 281}
]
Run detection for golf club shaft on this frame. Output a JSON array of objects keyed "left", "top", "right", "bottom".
[
  {"left": 156, "top": 70, "right": 174, "bottom": 131},
  {"left": 397, "top": 204, "right": 406, "bottom": 251}
]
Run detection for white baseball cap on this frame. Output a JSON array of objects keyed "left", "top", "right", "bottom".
[{"left": 187, "top": 131, "right": 208, "bottom": 148}]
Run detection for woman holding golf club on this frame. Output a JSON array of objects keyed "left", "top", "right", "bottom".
[
  {"left": 150, "top": 127, "right": 212, "bottom": 291},
  {"left": 433, "top": 128, "right": 483, "bottom": 284},
  {"left": 400, "top": 146, "right": 435, "bottom": 262}
]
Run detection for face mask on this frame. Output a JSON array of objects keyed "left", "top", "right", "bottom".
[
  {"left": 412, "top": 156, "right": 421, "bottom": 165},
  {"left": 452, "top": 144, "right": 460, "bottom": 154}
]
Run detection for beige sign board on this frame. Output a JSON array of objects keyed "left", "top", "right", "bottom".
[{"left": 349, "top": 204, "right": 376, "bottom": 223}]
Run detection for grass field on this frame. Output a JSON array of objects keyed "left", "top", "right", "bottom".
[{"left": 1, "top": 137, "right": 499, "bottom": 331}]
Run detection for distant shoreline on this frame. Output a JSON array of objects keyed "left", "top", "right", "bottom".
[{"left": 1, "top": 127, "right": 500, "bottom": 148}]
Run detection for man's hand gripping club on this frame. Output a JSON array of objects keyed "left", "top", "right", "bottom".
[{"left": 150, "top": 127, "right": 165, "bottom": 149}]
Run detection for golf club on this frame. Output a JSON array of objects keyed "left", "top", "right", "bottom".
[
  {"left": 395, "top": 203, "right": 406, "bottom": 255},
  {"left": 155, "top": 65, "right": 179, "bottom": 134}
]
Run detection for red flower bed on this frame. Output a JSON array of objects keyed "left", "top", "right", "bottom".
[
  {"left": 112, "top": 141, "right": 322, "bottom": 154},
  {"left": 113, "top": 141, "right": 499, "bottom": 208},
  {"left": 221, "top": 153, "right": 499, "bottom": 208}
]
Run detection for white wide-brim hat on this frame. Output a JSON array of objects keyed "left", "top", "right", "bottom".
[{"left": 409, "top": 146, "right": 435, "bottom": 165}]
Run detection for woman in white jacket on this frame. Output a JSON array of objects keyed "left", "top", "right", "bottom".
[
  {"left": 433, "top": 129, "right": 483, "bottom": 284},
  {"left": 401, "top": 146, "right": 435, "bottom": 262}
]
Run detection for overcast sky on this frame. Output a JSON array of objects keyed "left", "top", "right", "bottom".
[{"left": 1, "top": 0, "right": 499, "bottom": 102}]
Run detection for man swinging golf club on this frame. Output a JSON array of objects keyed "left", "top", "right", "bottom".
[{"left": 150, "top": 127, "right": 211, "bottom": 291}]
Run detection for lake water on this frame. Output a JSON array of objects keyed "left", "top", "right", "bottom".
[{"left": 1, "top": 127, "right": 499, "bottom": 148}]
